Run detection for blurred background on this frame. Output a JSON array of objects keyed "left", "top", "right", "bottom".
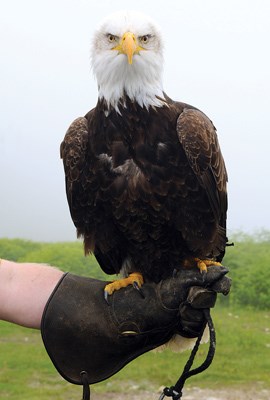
[{"left": 1, "top": 0, "right": 270, "bottom": 241}]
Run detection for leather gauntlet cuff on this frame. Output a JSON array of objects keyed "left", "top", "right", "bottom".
[{"left": 41, "top": 267, "right": 230, "bottom": 386}]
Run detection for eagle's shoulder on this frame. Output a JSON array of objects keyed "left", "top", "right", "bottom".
[
  {"left": 60, "top": 117, "right": 88, "bottom": 159},
  {"left": 176, "top": 107, "right": 227, "bottom": 186},
  {"left": 60, "top": 107, "right": 97, "bottom": 169},
  {"left": 174, "top": 104, "right": 227, "bottom": 227}
]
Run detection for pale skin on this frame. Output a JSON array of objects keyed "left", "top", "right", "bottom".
[{"left": 0, "top": 259, "right": 64, "bottom": 329}]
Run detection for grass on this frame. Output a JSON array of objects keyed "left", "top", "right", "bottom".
[{"left": 1, "top": 306, "right": 270, "bottom": 399}]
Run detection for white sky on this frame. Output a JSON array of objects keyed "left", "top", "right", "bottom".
[{"left": 1, "top": 0, "right": 269, "bottom": 242}]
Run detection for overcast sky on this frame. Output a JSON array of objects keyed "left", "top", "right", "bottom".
[{"left": 1, "top": 0, "right": 269, "bottom": 242}]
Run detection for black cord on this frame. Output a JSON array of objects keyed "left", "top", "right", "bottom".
[
  {"left": 159, "top": 308, "right": 216, "bottom": 400},
  {"left": 80, "top": 371, "right": 90, "bottom": 400}
]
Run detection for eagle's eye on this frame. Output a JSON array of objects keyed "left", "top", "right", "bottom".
[
  {"left": 139, "top": 35, "right": 151, "bottom": 45},
  {"left": 107, "top": 34, "right": 118, "bottom": 43}
]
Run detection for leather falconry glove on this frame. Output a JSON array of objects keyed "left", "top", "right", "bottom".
[{"left": 41, "top": 266, "right": 231, "bottom": 398}]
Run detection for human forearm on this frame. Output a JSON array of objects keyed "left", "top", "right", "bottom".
[{"left": 0, "top": 259, "right": 64, "bottom": 329}]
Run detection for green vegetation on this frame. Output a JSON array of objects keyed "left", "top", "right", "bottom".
[
  {"left": 0, "top": 232, "right": 270, "bottom": 398},
  {"left": 0, "top": 238, "right": 108, "bottom": 280},
  {"left": 222, "top": 230, "right": 270, "bottom": 309}
]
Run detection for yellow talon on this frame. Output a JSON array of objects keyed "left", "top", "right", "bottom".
[
  {"left": 183, "top": 257, "right": 222, "bottom": 273},
  {"left": 194, "top": 258, "right": 222, "bottom": 273},
  {"left": 104, "top": 272, "right": 144, "bottom": 295}
]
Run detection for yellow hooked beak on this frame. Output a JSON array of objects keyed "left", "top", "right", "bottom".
[{"left": 113, "top": 32, "right": 143, "bottom": 64}]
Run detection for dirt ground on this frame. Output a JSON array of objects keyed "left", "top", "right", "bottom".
[{"left": 93, "top": 387, "right": 270, "bottom": 400}]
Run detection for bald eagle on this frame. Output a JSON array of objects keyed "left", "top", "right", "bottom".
[{"left": 61, "top": 11, "right": 228, "bottom": 296}]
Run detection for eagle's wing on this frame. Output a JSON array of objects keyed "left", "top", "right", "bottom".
[
  {"left": 60, "top": 115, "right": 128, "bottom": 275},
  {"left": 176, "top": 108, "right": 228, "bottom": 253},
  {"left": 60, "top": 117, "right": 94, "bottom": 244}
]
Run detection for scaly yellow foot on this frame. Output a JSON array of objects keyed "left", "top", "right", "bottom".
[
  {"left": 183, "top": 258, "right": 222, "bottom": 273},
  {"left": 104, "top": 272, "right": 144, "bottom": 296},
  {"left": 194, "top": 258, "right": 222, "bottom": 273}
]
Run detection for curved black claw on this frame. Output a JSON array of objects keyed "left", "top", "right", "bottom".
[
  {"left": 133, "top": 281, "right": 145, "bottom": 299},
  {"left": 200, "top": 269, "right": 207, "bottom": 282},
  {"left": 104, "top": 290, "right": 111, "bottom": 305}
]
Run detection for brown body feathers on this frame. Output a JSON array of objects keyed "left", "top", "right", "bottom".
[{"left": 61, "top": 96, "right": 228, "bottom": 282}]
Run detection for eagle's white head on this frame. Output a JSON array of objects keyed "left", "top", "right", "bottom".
[{"left": 91, "top": 11, "right": 165, "bottom": 111}]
